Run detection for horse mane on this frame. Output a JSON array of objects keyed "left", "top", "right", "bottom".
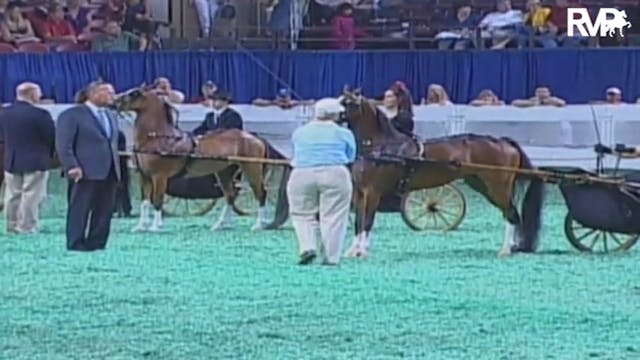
[
  {"left": 363, "top": 99, "right": 405, "bottom": 138},
  {"left": 161, "top": 100, "right": 179, "bottom": 127}
]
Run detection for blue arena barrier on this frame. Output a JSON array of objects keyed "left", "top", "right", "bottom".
[{"left": 1, "top": 49, "right": 640, "bottom": 103}]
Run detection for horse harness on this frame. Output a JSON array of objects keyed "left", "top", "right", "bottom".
[
  {"left": 359, "top": 135, "right": 425, "bottom": 193},
  {"left": 134, "top": 129, "right": 200, "bottom": 179}
]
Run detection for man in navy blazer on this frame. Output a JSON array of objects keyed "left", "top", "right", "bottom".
[
  {"left": 1, "top": 82, "right": 55, "bottom": 234},
  {"left": 192, "top": 89, "right": 243, "bottom": 135},
  {"left": 55, "top": 81, "right": 120, "bottom": 251}
]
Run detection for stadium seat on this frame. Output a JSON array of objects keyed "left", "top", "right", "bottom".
[
  {"left": 17, "top": 42, "right": 50, "bottom": 53},
  {"left": 55, "top": 42, "right": 87, "bottom": 52},
  {"left": 0, "top": 43, "right": 17, "bottom": 53}
]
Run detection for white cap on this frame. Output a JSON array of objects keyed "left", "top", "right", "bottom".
[
  {"left": 314, "top": 97, "right": 345, "bottom": 119},
  {"left": 606, "top": 87, "right": 621, "bottom": 95}
]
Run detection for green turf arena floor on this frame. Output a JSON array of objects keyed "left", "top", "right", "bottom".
[{"left": 1, "top": 175, "right": 640, "bottom": 360}]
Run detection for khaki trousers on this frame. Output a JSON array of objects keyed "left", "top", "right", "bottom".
[
  {"left": 4, "top": 171, "right": 49, "bottom": 233},
  {"left": 287, "top": 165, "right": 352, "bottom": 264}
]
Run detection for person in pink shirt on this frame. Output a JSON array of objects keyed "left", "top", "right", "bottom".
[{"left": 331, "top": 3, "right": 368, "bottom": 50}]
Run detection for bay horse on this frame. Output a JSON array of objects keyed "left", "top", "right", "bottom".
[
  {"left": 340, "top": 88, "right": 544, "bottom": 257},
  {"left": 114, "top": 86, "right": 281, "bottom": 232}
]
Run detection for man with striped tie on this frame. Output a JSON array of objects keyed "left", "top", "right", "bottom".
[{"left": 56, "top": 80, "right": 120, "bottom": 252}]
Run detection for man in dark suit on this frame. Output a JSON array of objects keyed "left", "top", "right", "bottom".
[
  {"left": 55, "top": 81, "right": 120, "bottom": 252},
  {"left": 193, "top": 89, "right": 243, "bottom": 135},
  {"left": 1, "top": 82, "right": 55, "bottom": 234}
]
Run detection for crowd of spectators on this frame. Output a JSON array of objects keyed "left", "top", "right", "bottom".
[
  {"left": 0, "top": 0, "right": 638, "bottom": 53},
  {"left": 299, "top": 0, "right": 640, "bottom": 50},
  {"left": 0, "top": 0, "right": 164, "bottom": 53}
]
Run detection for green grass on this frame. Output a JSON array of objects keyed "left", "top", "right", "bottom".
[{"left": 1, "top": 176, "right": 640, "bottom": 360}]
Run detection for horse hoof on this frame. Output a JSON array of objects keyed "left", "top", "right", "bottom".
[
  {"left": 131, "top": 225, "right": 147, "bottom": 233},
  {"left": 498, "top": 249, "right": 512, "bottom": 257}
]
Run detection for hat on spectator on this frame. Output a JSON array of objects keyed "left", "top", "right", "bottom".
[
  {"left": 314, "top": 97, "right": 345, "bottom": 119},
  {"left": 606, "top": 87, "right": 621, "bottom": 95},
  {"left": 211, "top": 89, "right": 232, "bottom": 102}
]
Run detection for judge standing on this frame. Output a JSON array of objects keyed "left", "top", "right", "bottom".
[
  {"left": 55, "top": 81, "right": 120, "bottom": 252},
  {"left": 287, "top": 98, "right": 356, "bottom": 265}
]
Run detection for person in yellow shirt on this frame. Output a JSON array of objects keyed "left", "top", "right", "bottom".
[{"left": 518, "top": 0, "right": 557, "bottom": 48}]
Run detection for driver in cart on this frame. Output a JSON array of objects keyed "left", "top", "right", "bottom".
[{"left": 192, "top": 89, "right": 244, "bottom": 135}]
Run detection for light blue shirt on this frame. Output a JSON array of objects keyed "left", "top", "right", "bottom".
[
  {"left": 291, "top": 121, "right": 356, "bottom": 168},
  {"left": 85, "top": 101, "right": 111, "bottom": 137}
]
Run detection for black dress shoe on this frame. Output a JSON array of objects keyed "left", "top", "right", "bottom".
[{"left": 298, "top": 250, "right": 316, "bottom": 265}]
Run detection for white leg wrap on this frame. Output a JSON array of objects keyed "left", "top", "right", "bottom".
[
  {"left": 132, "top": 200, "right": 151, "bottom": 232},
  {"left": 212, "top": 204, "right": 233, "bottom": 230}
]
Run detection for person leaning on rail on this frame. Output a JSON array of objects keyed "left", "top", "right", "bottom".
[{"left": 287, "top": 97, "right": 356, "bottom": 266}]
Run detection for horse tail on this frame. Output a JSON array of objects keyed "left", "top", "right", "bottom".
[{"left": 502, "top": 137, "right": 545, "bottom": 252}]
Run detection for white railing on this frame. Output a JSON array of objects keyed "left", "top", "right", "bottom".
[{"left": 37, "top": 103, "right": 640, "bottom": 169}]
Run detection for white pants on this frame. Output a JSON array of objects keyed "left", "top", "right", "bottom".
[
  {"left": 193, "top": 0, "right": 219, "bottom": 37},
  {"left": 4, "top": 171, "right": 49, "bottom": 233},
  {"left": 287, "top": 165, "right": 352, "bottom": 264}
]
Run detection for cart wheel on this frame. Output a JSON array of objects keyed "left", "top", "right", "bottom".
[
  {"left": 233, "top": 166, "right": 282, "bottom": 216},
  {"left": 162, "top": 196, "right": 217, "bottom": 217},
  {"left": 400, "top": 184, "right": 466, "bottom": 232},
  {"left": 564, "top": 214, "right": 640, "bottom": 252}
]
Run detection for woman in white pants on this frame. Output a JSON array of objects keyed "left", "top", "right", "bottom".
[{"left": 287, "top": 98, "right": 356, "bottom": 265}]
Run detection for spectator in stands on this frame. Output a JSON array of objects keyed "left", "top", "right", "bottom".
[
  {"left": 191, "top": 0, "right": 217, "bottom": 37},
  {"left": 193, "top": 89, "right": 243, "bottom": 134},
  {"left": 518, "top": 0, "right": 556, "bottom": 48},
  {"left": 591, "top": 87, "right": 625, "bottom": 105},
  {"left": 191, "top": 80, "right": 217, "bottom": 104},
  {"left": 0, "top": 4, "right": 41, "bottom": 44},
  {"left": 253, "top": 88, "right": 312, "bottom": 109},
  {"left": 1, "top": 82, "right": 55, "bottom": 234},
  {"left": 548, "top": 0, "right": 586, "bottom": 47},
  {"left": 512, "top": 86, "right": 566, "bottom": 107},
  {"left": 478, "top": 0, "right": 523, "bottom": 49},
  {"left": 42, "top": 4, "right": 77, "bottom": 44},
  {"left": 212, "top": 0, "right": 236, "bottom": 38},
  {"left": 100, "top": 0, "right": 126, "bottom": 22},
  {"left": 436, "top": 1, "right": 479, "bottom": 50},
  {"left": 331, "top": 2, "right": 368, "bottom": 50},
  {"left": 152, "top": 77, "right": 185, "bottom": 104},
  {"left": 422, "top": 84, "right": 453, "bottom": 106},
  {"left": 470, "top": 89, "right": 505, "bottom": 106},
  {"left": 123, "top": 0, "right": 154, "bottom": 35},
  {"left": 65, "top": 0, "right": 92, "bottom": 35},
  {"left": 0, "top": 0, "right": 8, "bottom": 22},
  {"left": 91, "top": 20, "right": 146, "bottom": 52},
  {"left": 309, "top": 0, "right": 345, "bottom": 25}
]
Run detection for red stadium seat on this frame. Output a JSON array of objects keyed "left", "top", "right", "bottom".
[
  {"left": 55, "top": 42, "right": 87, "bottom": 52},
  {"left": 17, "top": 42, "right": 50, "bottom": 53},
  {"left": 0, "top": 43, "right": 17, "bottom": 53}
]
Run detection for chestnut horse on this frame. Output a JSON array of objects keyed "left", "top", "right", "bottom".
[
  {"left": 114, "top": 87, "right": 279, "bottom": 232},
  {"left": 340, "top": 88, "right": 544, "bottom": 257}
]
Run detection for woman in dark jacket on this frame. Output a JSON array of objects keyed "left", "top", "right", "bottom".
[{"left": 384, "top": 81, "right": 415, "bottom": 137}]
